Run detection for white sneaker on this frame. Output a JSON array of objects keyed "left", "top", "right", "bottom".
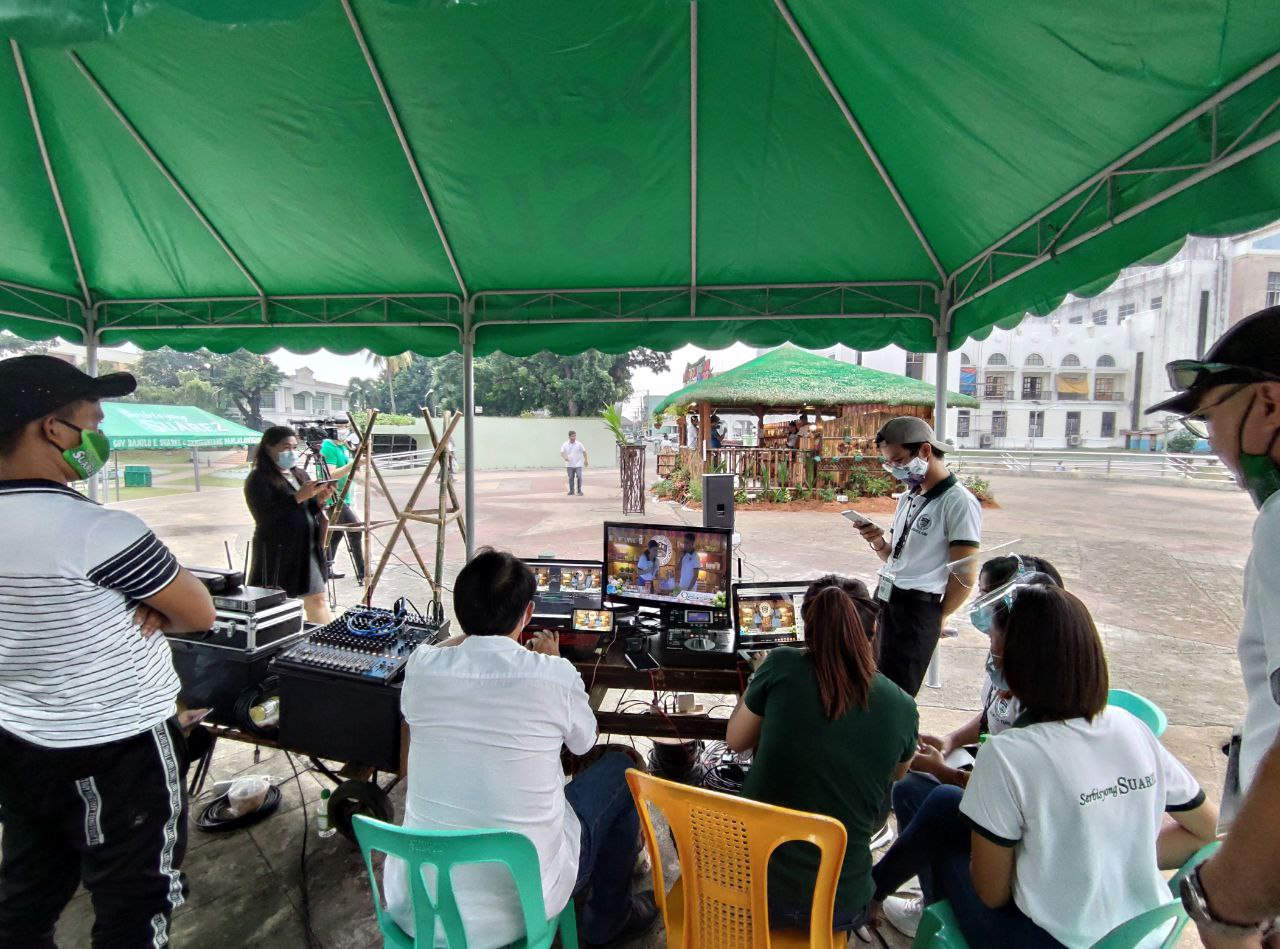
[
  {"left": 882, "top": 895, "right": 924, "bottom": 938},
  {"left": 870, "top": 821, "right": 896, "bottom": 851}
]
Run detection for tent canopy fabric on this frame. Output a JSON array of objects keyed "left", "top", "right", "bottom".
[
  {"left": 654, "top": 344, "right": 979, "bottom": 415},
  {"left": 100, "top": 402, "right": 261, "bottom": 449},
  {"left": 0, "top": 1, "right": 1278, "bottom": 359}
]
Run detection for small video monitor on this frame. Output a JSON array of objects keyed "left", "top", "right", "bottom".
[
  {"left": 521, "top": 558, "right": 604, "bottom": 618},
  {"left": 732, "top": 581, "right": 808, "bottom": 652},
  {"left": 572, "top": 609, "right": 615, "bottom": 633},
  {"left": 603, "top": 522, "right": 732, "bottom": 609}
]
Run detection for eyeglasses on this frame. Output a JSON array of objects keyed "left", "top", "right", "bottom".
[{"left": 1170, "top": 383, "right": 1258, "bottom": 438}]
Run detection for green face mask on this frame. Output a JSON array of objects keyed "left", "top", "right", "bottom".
[
  {"left": 53, "top": 419, "right": 111, "bottom": 480},
  {"left": 1236, "top": 395, "right": 1280, "bottom": 509}
]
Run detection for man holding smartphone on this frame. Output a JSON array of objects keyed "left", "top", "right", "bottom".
[
  {"left": 854, "top": 417, "right": 981, "bottom": 696},
  {"left": 0, "top": 355, "right": 217, "bottom": 948}
]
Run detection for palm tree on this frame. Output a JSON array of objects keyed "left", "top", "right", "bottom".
[
  {"left": 347, "top": 376, "right": 377, "bottom": 411},
  {"left": 365, "top": 352, "right": 413, "bottom": 414}
]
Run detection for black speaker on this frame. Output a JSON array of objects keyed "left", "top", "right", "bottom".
[{"left": 702, "top": 473, "right": 735, "bottom": 530}]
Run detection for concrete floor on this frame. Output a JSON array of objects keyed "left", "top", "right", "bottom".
[{"left": 47, "top": 464, "right": 1254, "bottom": 947}]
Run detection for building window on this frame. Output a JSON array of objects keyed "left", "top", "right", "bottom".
[
  {"left": 293, "top": 392, "right": 308, "bottom": 412},
  {"left": 1150, "top": 296, "right": 1162, "bottom": 310},
  {"left": 1097, "top": 354, "right": 1117, "bottom": 368},
  {"left": 332, "top": 397, "right": 344, "bottom": 412},
  {"left": 960, "top": 352, "right": 973, "bottom": 366},
  {"left": 987, "top": 353, "right": 1008, "bottom": 366},
  {"left": 1028, "top": 411, "right": 1045, "bottom": 438},
  {"left": 956, "top": 411, "right": 971, "bottom": 438},
  {"left": 1068, "top": 312, "right": 1084, "bottom": 324},
  {"left": 1092, "top": 309, "right": 1108, "bottom": 325},
  {"left": 1095, "top": 377, "right": 1118, "bottom": 401},
  {"left": 1061, "top": 353, "right": 1081, "bottom": 367},
  {"left": 1066, "top": 411, "right": 1082, "bottom": 437},
  {"left": 905, "top": 352, "right": 925, "bottom": 380},
  {"left": 260, "top": 389, "right": 276, "bottom": 410},
  {"left": 1022, "top": 375, "right": 1046, "bottom": 399},
  {"left": 1101, "top": 412, "right": 1116, "bottom": 438},
  {"left": 1117, "top": 303, "right": 1136, "bottom": 322},
  {"left": 991, "top": 411, "right": 1007, "bottom": 437},
  {"left": 1025, "top": 353, "right": 1045, "bottom": 367},
  {"left": 984, "top": 377, "right": 1007, "bottom": 399},
  {"left": 1268, "top": 272, "right": 1280, "bottom": 307},
  {"left": 314, "top": 394, "right": 326, "bottom": 412}
]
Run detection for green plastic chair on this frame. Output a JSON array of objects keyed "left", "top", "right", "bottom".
[
  {"left": 1107, "top": 688, "right": 1169, "bottom": 737},
  {"left": 351, "top": 814, "right": 578, "bottom": 949},
  {"left": 1090, "top": 901, "right": 1185, "bottom": 948},
  {"left": 912, "top": 900, "right": 969, "bottom": 948},
  {"left": 1167, "top": 840, "right": 1221, "bottom": 895}
]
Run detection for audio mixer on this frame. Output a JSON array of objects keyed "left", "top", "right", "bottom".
[{"left": 271, "top": 602, "right": 448, "bottom": 685}]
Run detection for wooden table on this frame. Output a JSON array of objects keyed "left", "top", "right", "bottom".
[{"left": 572, "top": 638, "right": 748, "bottom": 741}]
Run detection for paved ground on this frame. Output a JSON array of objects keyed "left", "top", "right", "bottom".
[{"left": 48, "top": 464, "right": 1255, "bottom": 947}]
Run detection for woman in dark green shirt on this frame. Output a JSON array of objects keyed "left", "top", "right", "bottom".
[{"left": 727, "top": 578, "right": 918, "bottom": 931}]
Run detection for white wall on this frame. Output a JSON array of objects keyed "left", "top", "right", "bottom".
[{"left": 375, "top": 416, "right": 617, "bottom": 471}]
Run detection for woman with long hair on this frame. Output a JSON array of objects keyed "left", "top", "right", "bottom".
[
  {"left": 244, "top": 426, "right": 335, "bottom": 623},
  {"left": 871, "top": 585, "right": 1217, "bottom": 947},
  {"left": 726, "top": 578, "right": 917, "bottom": 932}
]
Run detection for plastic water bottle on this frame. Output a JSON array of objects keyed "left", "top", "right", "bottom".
[{"left": 317, "top": 789, "right": 335, "bottom": 838}]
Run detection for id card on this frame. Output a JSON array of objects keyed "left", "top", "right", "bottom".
[{"left": 875, "top": 570, "right": 895, "bottom": 603}]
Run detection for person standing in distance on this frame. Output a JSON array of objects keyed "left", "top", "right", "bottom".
[
  {"left": 0, "top": 355, "right": 216, "bottom": 948},
  {"left": 856, "top": 417, "right": 981, "bottom": 696},
  {"left": 1145, "top": 306, "right": 1280, "bottom": 946},
  {"left": 560, "top": 429, "right": 588, "bottom": 496},
  {"left": 319, "top": 421, "right": 365, "bottom": 585}
]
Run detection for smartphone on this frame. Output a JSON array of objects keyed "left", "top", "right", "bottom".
[
  {"left": 624, "top": 650, "right": 660, "bottom": 671},
  {"left": 310, "top": 478, "right": 341, "bottom": 487},
  {"left": 841, "top": 509, "right": 876, "bottom": 528}
]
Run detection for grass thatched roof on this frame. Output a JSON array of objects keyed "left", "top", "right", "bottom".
[{"left": 655, "top": 344, "right": 979, "bottom": 414}]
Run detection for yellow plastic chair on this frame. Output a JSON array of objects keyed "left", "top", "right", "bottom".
[{"left": 625, "top": 768, "right": 848, "bottom": 949}]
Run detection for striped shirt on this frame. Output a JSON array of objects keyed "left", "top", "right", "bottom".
[{"left": 0, "top": 480, "right": 182, "bottom": 748}]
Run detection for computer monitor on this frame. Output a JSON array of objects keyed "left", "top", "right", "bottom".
[
  {"left": 732, "top": 581, "right": 809, "bottom": 651},
  {"left": 521, "top": 558, "right": 604, "bottom": 618},
  {"left": 603, "top": 522, "right": 732, "bottom": 609}
]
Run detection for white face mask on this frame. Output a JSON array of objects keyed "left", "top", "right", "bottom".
[
  {"left": 276, "top": 449, "right": 299, "bottom": 470},
  {"left": 884, "top": 454, "right": 929, "bottom": 483}
]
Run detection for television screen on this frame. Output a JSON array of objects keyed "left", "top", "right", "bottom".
[
  {"left": 733, "top": 582, "right": 808, "bottom": 648},
  {"left": 521, "top": 559, "right": 603, "bottom": 616},
  {"left": 603, "top": 522, "right": 732, "bottom": 608}
]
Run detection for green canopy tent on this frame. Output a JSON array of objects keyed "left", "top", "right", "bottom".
[{"left": 2, "top": 1, "right": 1279, "bottom": 550}]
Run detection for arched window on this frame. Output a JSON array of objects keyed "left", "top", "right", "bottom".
[
  {"left": 960, "top": 352, "right": 974, "bottom": 366},
  {"left": 1061, "top": 353, "right": 1081, "bottom": 367},
  {"left": 1097, "top": 354, "right": 1117, "bottom": 368},
  {"left": 1025, "top": 353, "right": 1045, "bottom": 367},
  {"left": 987, "top": 353, "right": 1008, "bottom": 366}
]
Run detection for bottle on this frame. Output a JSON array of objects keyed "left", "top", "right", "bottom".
[{"left": 317, "top": 789, "right": 335, "bottom": 838}]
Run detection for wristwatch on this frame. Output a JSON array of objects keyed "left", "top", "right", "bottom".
[{"left": 1179, "top": 863, "right": 1265, "bottom": 938}]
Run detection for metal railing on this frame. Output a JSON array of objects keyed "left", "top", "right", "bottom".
[{"left": 951, "top": 448, "right": 1234, "bottom": 484}]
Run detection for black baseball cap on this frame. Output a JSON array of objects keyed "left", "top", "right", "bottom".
[
  {"left": 1146, "top": 306, "right": 1280, "bottom": 416},
  {"left": 0, "top": 354, "right": 135, "bottom": 431}
]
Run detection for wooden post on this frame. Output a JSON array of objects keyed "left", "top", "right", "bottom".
[{"left": 698, "top": 401, "right": 710, "bottom": 462}]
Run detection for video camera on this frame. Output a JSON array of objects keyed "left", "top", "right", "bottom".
[{"left": 288, "top": 418, "right": 340, "bottom": 453}]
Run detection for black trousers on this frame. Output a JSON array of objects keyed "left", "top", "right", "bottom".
[
  {"left": 878, "top": 589, "right": 943, "bottom": 697},
  {"left": 0, "top": 719, "right": 189, "bottom": 949},
  {"left": 325, "top": 502, "right": 366, "bottom": 582}
]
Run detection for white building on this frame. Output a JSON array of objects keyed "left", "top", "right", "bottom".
[
  {"left": 259, "top": 366, "right": 351, "bottom": 427},
  {"left": 820, "top": 222, "right": 1280, "bottom": 450}
]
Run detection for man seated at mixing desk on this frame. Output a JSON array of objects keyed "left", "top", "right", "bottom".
[{"left": 386, "top": 549, "right": 657, "bottom": 947}]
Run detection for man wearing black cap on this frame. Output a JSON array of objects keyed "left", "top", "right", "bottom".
[
  {"left": 854, "top": 416, "right": 982, "bottom": 696},
  {"left": 0, "top": 355, "right": 215, "bottom": 948},
  {"left": 1146, "top": 307, "right": 1280, "bottom": 945}
]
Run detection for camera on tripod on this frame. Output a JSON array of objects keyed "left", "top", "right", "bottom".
[{"left": 288, "top": 418, "right": 341, "bottom": 475}]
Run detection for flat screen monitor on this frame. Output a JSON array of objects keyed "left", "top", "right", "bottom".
[
  {"left": 572, "top": 608, "right": 615, "bottom": 633},
  {"left": 521, "top": 559, "right": 604, "bottom": 617},
  {"left": 603, "top": 521, "right": 732, "bottom": 609},
  {"left": 732, "top": 581, "right": 809, "bottom": 650}
]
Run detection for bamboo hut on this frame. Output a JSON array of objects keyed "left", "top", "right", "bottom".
[{"left": 654, "top": 344, "right": 978, "bottom": 489}]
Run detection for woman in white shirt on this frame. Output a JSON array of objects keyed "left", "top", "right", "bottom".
[{"left": 873, "top": 584, "right": 1217, "bottom": 947}]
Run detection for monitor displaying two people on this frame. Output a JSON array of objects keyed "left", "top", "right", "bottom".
[
  {"left": 734, "top": 584, "right": 805, "bottom": 645},
  {"left": 604, "top": 523, "right": 730, "bottom": 608}
]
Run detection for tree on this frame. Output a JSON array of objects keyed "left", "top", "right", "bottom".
[
  {"left": 135, "top": 349, "right": 210, "bottom": 388},
  {"left": 207, "top": 352, "right": 284, "bottom": 430},
  {"left": 366, "top": 352, "right": 414, "bottom": 414},
  {"left": 0, "top": 331, "right": 48, "bottom": 357},
  {"left": 346, "top": 377, "right": 378, "bottom": 411}
]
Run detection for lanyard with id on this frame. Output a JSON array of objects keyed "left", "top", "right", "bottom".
[{"left": 876, "top": 492, "right": 935, "bottom": 602}]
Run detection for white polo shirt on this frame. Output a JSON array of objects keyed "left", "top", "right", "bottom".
[
  {"left": 882, "top": 474, "right": 982, "bottom": 595},
  {"left": 979, "top": 674, "right": 1020, "bottom": 736},
  {"left": 561, "top": 440, "right": 586, "bottom": 467},
  {"left": 385, "top": 635, "right": 597, "bottom": 948},
  {"left": 960, "top": 707, "right": 1203, "bottom": 948},
  {"left": 1239, "top": 491, "right": 1280, "bottom": 792}
]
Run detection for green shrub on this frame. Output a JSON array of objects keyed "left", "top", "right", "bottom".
[
  {"left": 734, "top": 488, "right": 749, "bottom": 504},
  {"left": 769, "top": 487, "right": 790, "bottom": 504},
  {"left": 818, "top": 487, "right": 837, "bottom": 503},
  {"left": 652, "top": 478, "right": 672, "bottom": 498},
  {"left": 792, "top": 486, "right": 811, "bottom": 501},
  {"left": 1166, "top": 430, "right": 1198, "bottom": 453},
  {"left": 688, "top": 483, "right": 703, "bottom": 503},
  {"left": 963, "top": 474, "right": 995, "bottom": 503},
  {"left": 863, "top": 475, "right": 894, "bottom": 497}
]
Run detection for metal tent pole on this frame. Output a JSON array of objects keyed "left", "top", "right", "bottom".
[
  {"left": 462, "top": 303, "right": 476, "bottom": 560},
  {"left": 933, "top": 296, "right": 951, "bottom": 442},
  {"left": 85, "top": 311, "right": 100, "bottom": 501}
]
